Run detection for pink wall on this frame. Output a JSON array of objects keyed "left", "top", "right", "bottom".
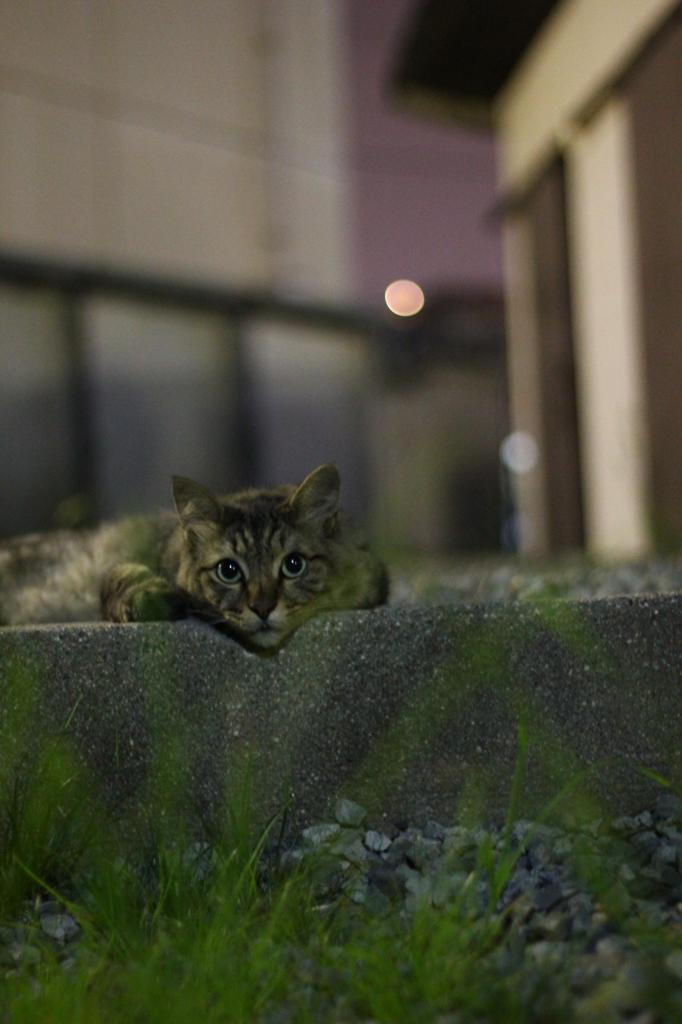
[{"left": 343, "top": 0, "right": 503, "bottom": 309}]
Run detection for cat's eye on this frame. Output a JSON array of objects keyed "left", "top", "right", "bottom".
[
  {"left": 215, "top": 558, "right": 242, "bottom": 584},
  {"left": 281, "top": 552, "right": 307, "bottom": 579}
]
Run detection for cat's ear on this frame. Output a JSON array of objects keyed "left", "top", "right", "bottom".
[
  {"left": 289, "top": 464, "right": 340, "bottom": 527},
  {"left": 172, "top": 476, "right": 222, "bottom": 536}
]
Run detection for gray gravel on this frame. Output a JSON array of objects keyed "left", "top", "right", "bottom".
[
  {"left": 390, "top": 554, "right": 682, "bottom": 605},
  {"left": 262, "top": 792, "right": 682, "bottom": 1019},
  {"left": 6, "top": 789, "right": 682, "bottom": 1017},
  {"left": 276, "top": 795, "right": 682, "bottom": 920}
]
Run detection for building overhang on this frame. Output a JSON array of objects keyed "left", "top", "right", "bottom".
[{"left": 393, "top": 0, "right": 560, "bottom": 127}]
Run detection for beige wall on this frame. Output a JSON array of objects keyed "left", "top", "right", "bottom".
[
  {"left": 0, "top": 0, "right": 351, "bottom": 298},
  {"left": 565, "top": 97, "right": 651, "bottom": 556},
  {"left": 495, "top": 0, "right": 677, "bottom": 556},
  {"left": 495, "top": 0, "right": 679, "bottom": 193},
  {"left": 371, "top": 365, "right": 504, "bottom": 553},
  {"left": 262, "top": 0, "right": 352, "bottom": 301},
  {"left": 626, "top": 15, "right": 682, "bottom": 544},
  {"left": 501, "top": 216, "right": 550, "bottom": 555}
]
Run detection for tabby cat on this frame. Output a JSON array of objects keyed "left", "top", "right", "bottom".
[{"left": 0, "top": 465, "right": 388, "bottom": 651}]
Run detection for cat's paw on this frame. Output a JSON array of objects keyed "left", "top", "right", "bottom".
[
  {"left": 128, "top": 584, "right": 185, "bottom": 623},
  {"left": 101, "top": 564, "right": 185, "bottom": 623}
]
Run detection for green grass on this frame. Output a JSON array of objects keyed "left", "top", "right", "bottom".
[
  {"left": 1, "top": 727, "right": 682, "bottom": 1022},
  {"left": 0, "top": 734, "right": 554, "bottom": 1024},
  {"left": 0, "top": 840, "right": 559, "bottom": 1023}
]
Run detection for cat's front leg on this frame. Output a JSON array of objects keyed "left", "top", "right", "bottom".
[{"left": 101, "top": 563, "right": 185, "bottom": 623}]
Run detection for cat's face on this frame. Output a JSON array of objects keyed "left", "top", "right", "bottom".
[{"left": 172, "top": 465, "right": 341, "bottom": 650}]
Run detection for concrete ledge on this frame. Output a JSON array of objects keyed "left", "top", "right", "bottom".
[{"left": 1, "top": 595, "right": 682, "bottom": 832}]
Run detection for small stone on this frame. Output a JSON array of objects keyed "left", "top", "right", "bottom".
[
  {"left": 363, "top": 830, "right": 391, "bottom": 853},
  {"left": 442, "top": 825, "right": 470, "bottom": 844},
  {"left": 567, "top": 896, "right": 593, "bottom": 937},
  {"left": 500, "top": 870, "right": 533, "bottom": 907},
  {"left": 35, "top": 899, "right": 61, "bottom": 917},
  {"left": 332, "top": 837, "right": 367, "bottom": 867},
  {"left": 665, "top": 949, "right": 682, "bottom": 980},
  {"left": 443, "top": 827, "right": 477, "bottom": 848},
  {"left": 533, "top": 881, "right": 563, "bottom": 911},
  {"left": 423, "top": 820, "right": 446, "bottom": 842},
  {"left": 633, "top": 899, "right": 665, "bottom": 927},
  {"left": 334, "top": 798, "right": 367, "bottom": 828},
  {"left": 652, "top": 841, "right": 678, "bottom": 866},
  {"left": 364, "top": 887, "right": 391, "bottom": 916},
  {"left": 11, "top": 943, "right": 41, "bottom": 965},
  {"left": 182, "top": 841, "right": 214, "bottom": 883},
  {"left": 280, "top": 848, "right": 303, "bottom": 869},
  {"left": 366, "top": 864, "right": 405, "bottom": 900},
  {"left": 570, "top": 957, "right": 608, "bottom": 993},
  {"left": 630, "top": 830, "right": 659, "bottom": 857},
  {"left": 611, "top": 963, "right": 649, "bottom": 1012},
  {"left": 528, "top": 910, "right": 569, "bottom": 941},
  {"left": 553, "top": 837, "right": 573, "bottom": 857},
  {"left": 633, "top": 811, "right": 654, "bottom": 829},
  {"left": 431, "top": 871, "right": 467, "bottom": 908},
  {"left": 612, "top": 815, "right": 639, "bottom": 834},
  {"left": 405, "top": 836, "right": 441, "bottom": 870},
  {"left": 511, "top": 821, "right": 534, "bottom": 844},
  {"left": 381, "top": 841, "right": 408, "bottom": 868},
  {"left": 404, "top": 873, "right": 433, "bottom": 909},
  {"left": 534, "top": 824, "right": 560, "bottom": 844},
  {"left": 526, "top": 841, "right": 552, "bottom": 868},
  {"left": 584, "top": 818, "right": 603, "bottom": 836},
  {"left": 595, "top": 935, "right": 628, "bottom": 962},
  {"left": 396, "top": 863, "right": 421, "bottom": 887},
  {"left": 526, "top": 940, "right": 565, "bottom": 964},
  {"left": 40, "top": 913, "right": 80, "bottom": 944},
  {"left": 655, "top": 793, "right": 682, "bottom": 822},
  {"left": 301, "top": 823, "right": 341, "bottom": 846},
  {"left": 310, "top": 856, "right": 347, "bottom": 898}
]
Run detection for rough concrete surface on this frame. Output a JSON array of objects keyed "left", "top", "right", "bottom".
[{"left": 1, "top": 595, "right": 681, "bottom": 834}]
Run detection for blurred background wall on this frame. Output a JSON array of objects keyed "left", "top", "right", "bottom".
[
  {"left": 396, "top": 0, "right": 681, "bottom": 558},
  {"left": 7, "top": 1, "right": 677, "bottom": 563},
  {"left": 0, "top": 0, "right": 506, "bottom": 554}
]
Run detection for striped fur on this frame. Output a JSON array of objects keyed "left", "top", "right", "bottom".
[{"left": 0, "top": 465, "right": 388, "bottom": 651}]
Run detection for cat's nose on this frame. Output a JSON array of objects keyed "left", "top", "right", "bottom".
[{"left": 249, "top": 597, "right": 277, "bottom": 622}]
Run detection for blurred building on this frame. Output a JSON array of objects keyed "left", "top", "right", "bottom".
[
  {"left": 398, "top": 0, "right": 682, "bottom": 557},
  {"left": 0, "top": 0, "right": 505, "bottom": 553}
]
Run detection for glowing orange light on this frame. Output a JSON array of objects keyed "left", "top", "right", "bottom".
[{"left": 384, "top": 279, "right": 425, "bottom": 317}]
